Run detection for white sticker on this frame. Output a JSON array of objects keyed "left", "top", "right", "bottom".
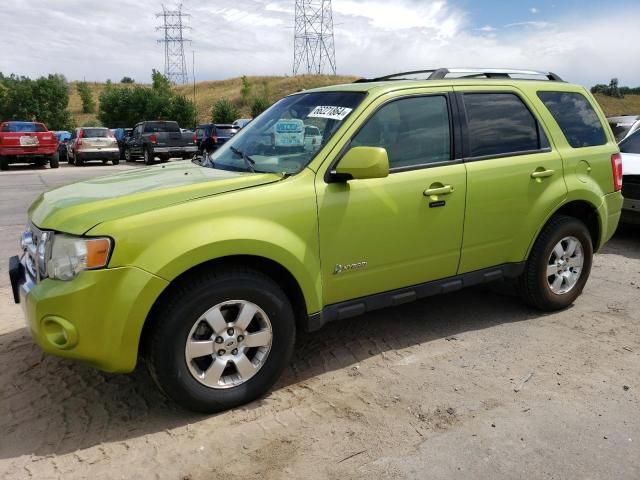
[{"left": 307, "top": 106, "right": 353, "bottom": 121}]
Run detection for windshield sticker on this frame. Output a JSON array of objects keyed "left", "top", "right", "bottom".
[{"left": 307, "top": 106, "right": 353, "bottom": 121}]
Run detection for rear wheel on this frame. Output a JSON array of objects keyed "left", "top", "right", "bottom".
[
  {"left": 113, "top": 157, "right": 120, "bottom": 165},
  {"left": 144, "top": 148, "right": 153, "bottom": 165},
  {"left": 49, "top": 152, "right": 59, "bottom": 169},
  {"left": 518, "top": 215, "right": 593, "bottom": 311},
  {"left": 145, "top": 267, "right": 296, "bottom": 413},
  {"left": 0, "top": 156, "right": 8, "bottom": 171},
  {"left": 75, "top": 155, "right": 84, "bottom": 166}
]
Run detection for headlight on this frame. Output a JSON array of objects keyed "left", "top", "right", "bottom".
[{"left": 47, "top": 234, "right": 113, "bottom": 281}]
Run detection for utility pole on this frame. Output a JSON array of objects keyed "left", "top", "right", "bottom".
[
  {"left": 293, "top": 0, "right": 336, "bottom": 75},
  {"left": 156, "top": 4, "right": 191, "bottom": 84}
]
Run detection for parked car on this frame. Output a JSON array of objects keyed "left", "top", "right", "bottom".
[
  {"left": 9, "top": 68, "right": 623, "bottom": 413},
  {"left": 195, "top": 124, "right": 239, "bottom": 153},
  {"left": 54, "top": 131, "right": 71, "bottom": 163},
  {"left": 67, "top": 127, "right": 119, "bottom": 166},
  {"left": 0, "top": 121, "right": 59, "bottom": 170},
  {"left": 113, "top": 128, "right": 133, "bottom": 160},
  {"left": 232, "top": 118, "right": 252, "bottom": 129},
  {"left": 607, "top": 115, "right": 640, "bottom": 143},
  {"left": 304, "top": 125, "right": 323, "bottom": 151},
  {"left": 125, "top": 121, "right": 197, "bottom": 164},
  {"left": 619, "top": 129, "right": 640, "bottom": 223}
]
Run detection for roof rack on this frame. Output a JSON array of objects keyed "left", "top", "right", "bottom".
[{"left": 354, "top": 68, "right": 564, "bottom": 83}]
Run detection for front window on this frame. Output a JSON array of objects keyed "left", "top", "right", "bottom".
[{"left": 204, "top": 91, "right": 365, "bottom": 174}]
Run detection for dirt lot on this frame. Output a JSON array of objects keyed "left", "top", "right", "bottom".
[{"left": 0, "top": 163, "right": 639, "bottom": 479}]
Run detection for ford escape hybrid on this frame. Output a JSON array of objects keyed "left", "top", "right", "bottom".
[{"left": 9, "top": 68, "right": 623, "bottom": 412}]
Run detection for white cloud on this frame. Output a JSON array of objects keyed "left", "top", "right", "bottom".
[
  {"left": 0, "top": 0, "right": 638, "bottom": 88},
  {"left": 530, "top": 7, "right": 539, "bottom": 14}
]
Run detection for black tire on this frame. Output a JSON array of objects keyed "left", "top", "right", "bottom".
[
  {"left": 124, "top": 148, "right": 133, "bottom": 162},
  {"left": 518, "top": 215, "right": 593, "bottom": 311},
  {"left": 35, "top": 158, "right": 46, "bottom": 168},
  {"left": 75, "top": 155, "right": 84, "bottom": 166},
  {"left": 68, "top": 153, "right": 75, "bottom": 165},
  {"left": 0, "top": 156, "right": 8, "bottom": 171},
  {"left": 113, "top": 157, "right": 120, "bottom": 165},
  {"left": 144, "top": 148, "right": 153, "bottom": 165},
  {"left": 145, "top": 267, "right": 296, "bottom": 413},
  {"left": 49, "top": 152, "right": 59, "bottom": 169}
]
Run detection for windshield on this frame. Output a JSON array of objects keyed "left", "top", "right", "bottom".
[{"left": 204, "top": 91, "right": 366, "bottom": 174}]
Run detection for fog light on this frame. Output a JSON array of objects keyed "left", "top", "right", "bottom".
[{"left": 41, "top": 316, "right": 78, "bottom": 349}]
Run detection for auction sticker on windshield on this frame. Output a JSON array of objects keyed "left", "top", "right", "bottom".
[
  {"left": 307, "top": 106, "right": 353, "bottom": 121},
  {"left": 274, "top": 119, "right": 304, "bottom": 147}
]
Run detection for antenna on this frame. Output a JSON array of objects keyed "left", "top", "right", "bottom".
[
  {"left": 293, "top": 0, "right": 336, "bottom": 75},
  {"left": 156, "top": 4, "right": 191, "bottom": 84}
]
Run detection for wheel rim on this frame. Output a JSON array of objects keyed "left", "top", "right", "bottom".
[
  {"left": 144, "top": 150, "right": 150, "bottom": 163},
  {"left": 185, "top": 300, "right": 273, "bottom": 389},
  {"left": 546, "top": 236, "right": 584, "bottom": 295},
  {"left": 125, "top": 150, "right": 130, "bottom": 161}
]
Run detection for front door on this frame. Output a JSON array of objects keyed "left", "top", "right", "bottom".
[{"left": 316, "top": 91, "right": 467, "bottom": 305}]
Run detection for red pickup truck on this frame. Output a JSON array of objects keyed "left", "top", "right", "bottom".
[{"left": 0, "top": 121, "right": 59, "bottom": 170}]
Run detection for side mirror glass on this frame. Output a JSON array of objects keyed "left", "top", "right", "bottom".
[{"left": 334, "top": 146, "right": 389, "bottom": 181}]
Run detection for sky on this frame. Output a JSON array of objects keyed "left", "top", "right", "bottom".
[{"left": 0, "top": 0, "right": 638, "bottom": 88}]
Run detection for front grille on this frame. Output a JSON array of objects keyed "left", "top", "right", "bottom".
[{"left": 623, "top": 175, "right": 640, "bottom": 200}]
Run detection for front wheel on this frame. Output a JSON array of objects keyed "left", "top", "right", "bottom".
[
  {"left": 518, "top": 215, "right": 593, "bottom": 311},
  {"left": 124, "top": 148, "right": 133, "bottom": 162},
  {"left": 145, "top": 267, "right": 296, "bottom": 413}
]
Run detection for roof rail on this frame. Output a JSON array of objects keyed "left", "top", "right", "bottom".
[{"left": 354, "top": 68, "right": 564, "bottom": 83}]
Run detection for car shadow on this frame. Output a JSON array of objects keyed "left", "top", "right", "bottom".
[
  {"left": 0, "top": 285, "right": 541, "bottom": 460},
  {"left": 600, "top": 223, "right": 640, "bottom": 260}
]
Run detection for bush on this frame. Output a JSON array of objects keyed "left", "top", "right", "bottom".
[
  {"left": 211, "top": 98, "right": 239, "bottom": 124},
  {"left": 0, "top": 72, "right": 73, "bottom": 130},
  {"left": 98, "top": 70, "right": 196, "bottom": 128},
  {"left": 77, "top": 81, "right": 96, "bottom": 114},
  {"left": 250, "top": 95, "right": 271, "bottom": 118},
  {"left": 120, "top": 76, "right": 135, "bottom": 84},
  {"left": 240, "top": 75, "right": 251, "bottom": 106}
]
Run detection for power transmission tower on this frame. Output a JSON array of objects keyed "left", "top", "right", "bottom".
[
  {"left": 156, "top": 4, "right": 191, "bottom": 84},
  {"left": 293, "top": 0, "right": 336, "bottom": 75}
]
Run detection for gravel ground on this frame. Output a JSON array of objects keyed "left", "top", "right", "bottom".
[{"left": 0, "top": 163, "right": 639, "bottom": 479}]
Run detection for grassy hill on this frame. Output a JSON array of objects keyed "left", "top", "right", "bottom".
[{"left": 68, "top": 76, "right": 640, "bottom": 127}]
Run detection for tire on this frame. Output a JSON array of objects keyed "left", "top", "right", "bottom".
[
  {"left": 145, "top": 267, "right": 296, "bottom": 413},
  {"left": 518, "top": 215, "right": 593, "bottom": 311},
  {"left": 144, "top": 148, "right": 153, "bottom": 165},
  {"left": 75, "top": 155, "right": 84, "bottom": 166},
  {"left": 35, "top": 158, "right": 46, "bottom": 168},
  {"left": 68, "top": 153, "right": 74, "bottom": 165},
  {"left": 0, "top": 156, "right": 8, "bottom": 171},
  {"left": 124, "top": 148, "right": 133, "bottom": 162},
  {"left": 113, "top": 157, "right": 120, "bottom": 165},
  {"left": 49, "top": 152, "right": 59, "bottom": 169}
]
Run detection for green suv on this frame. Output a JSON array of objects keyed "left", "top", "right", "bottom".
[{"left": 9, "top": 68, "right": 623, "bottom": 412}]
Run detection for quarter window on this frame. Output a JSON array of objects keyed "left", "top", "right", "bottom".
[
  {"left": 351, "top": 95, "right": 451, "bottom": 169},
  {"left": 620, "top": 130, "right": 640, "bottom": 154},
  {"left": 538, "top": 91, "right": 607, "bottom": 148},
  {"left": 463, "top": 93, "right": 543, "bottom": 157}
]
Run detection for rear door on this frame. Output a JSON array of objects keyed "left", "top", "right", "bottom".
[{"left": 454, "top": 86, "right": 567, "bottom": 273}]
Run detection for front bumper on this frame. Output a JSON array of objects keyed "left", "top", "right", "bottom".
[{"left": 9, "top": 255, "right": 168, "bottom": 372}]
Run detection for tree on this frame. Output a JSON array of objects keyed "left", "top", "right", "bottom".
[
  {"left": 250, "top": 95, "right": 271, "bottom": 118},
  {"left": 120, "top": 76, "right": 135, "bottom": 84},
  {"left": 240, "top": 75, "right": 251, "bottom": 106},
  {"left": 98, "top": 70, "right": 195, "bottom": 128},
  {"left": 77, "top": 81, "right": 96, "bottom": 113},
  {"left": 0, "top": 73, "right": 72, "bottom": 130},
  {"left": 608, "top": 78, "right": 623, "bottom": 99},
  {"left": 211, "top": 98, "right": 239, "bottom": 124}
]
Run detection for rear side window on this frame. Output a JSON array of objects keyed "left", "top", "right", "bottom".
[
  {"left": 620, "top": 130, "right": 640, "bottom": 154},
  {"left": 351, "top": 95, "right": 451, "bottom": 169},
  {"left": 538, "top": 91, "right": 606, "bottom": 148},
  {"left": 462, "top": 93, "right": 543, "bottom": 157}
]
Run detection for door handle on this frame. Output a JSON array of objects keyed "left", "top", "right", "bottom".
[
  {"left": 530, "top": 169, "right": 555, "bottom": 179},
  {"left": 424, "top": 185, "right": 454, "bottom": 196}
]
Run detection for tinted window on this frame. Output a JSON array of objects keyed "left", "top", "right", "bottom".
[
  {"left": 1, "top": 122, "right": 46, "bottom": 132},
  {"left": 215, "top": 126, "right": 235, "bottom": 137},
  {"left": 351, "top": 95, "right": 451, "bottom": 169},
  {"left": 620, "top": 130, "right": 640, "bottom": 154},
  {"left": 463, "top": 93, "right": 541, "bottom": 157},
  {"left": 82, "top": 128, "right": 108, "bottom": 138},
  {"left": 608, "top": 119, "right": 638, "bottom": 142},
  {"left": 144, "top": 121, "right": 180, "bottom": 133},
  {"left": 538, "top": 91, "right": 606, "bottom": 148}
]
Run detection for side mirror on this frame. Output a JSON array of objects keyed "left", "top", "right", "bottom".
[{"left": 333, "top": 146, "right": 389, "bottom": 181}]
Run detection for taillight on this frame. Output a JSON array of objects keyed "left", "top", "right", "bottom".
[
  {"left": 211, "top": 135, "right": 218, "bottom": 144},
  {"left": 193, "top": 133, "right": 197, "bottom": 144},
  {"left": 149, "top": 134, "right": 157, "bottom": 144},
  {"left": 611, "top": 153, "right": 623, "bottom": 192},
  {"left": 77, "top": 129, "right": 83, "bottom": 146}
]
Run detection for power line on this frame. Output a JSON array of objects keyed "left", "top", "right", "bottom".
[
  {"left": 156, "top": 4, "right": 191, "bottom": 84},
  {"left": 293, "top": 0, "right": 336, "bottom": 75}
]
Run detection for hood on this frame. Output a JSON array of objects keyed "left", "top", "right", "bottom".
[{"left": 29, "top": 162, "right": 283, "bottom": 234}]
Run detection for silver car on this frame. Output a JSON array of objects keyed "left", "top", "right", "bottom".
[{"left": 68, "top": 127, "right": 120, "bottom": 166}]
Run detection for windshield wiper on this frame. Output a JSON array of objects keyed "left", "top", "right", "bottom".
[{"left": 230, "top": 146, "right": 256, "bottom": 173}]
